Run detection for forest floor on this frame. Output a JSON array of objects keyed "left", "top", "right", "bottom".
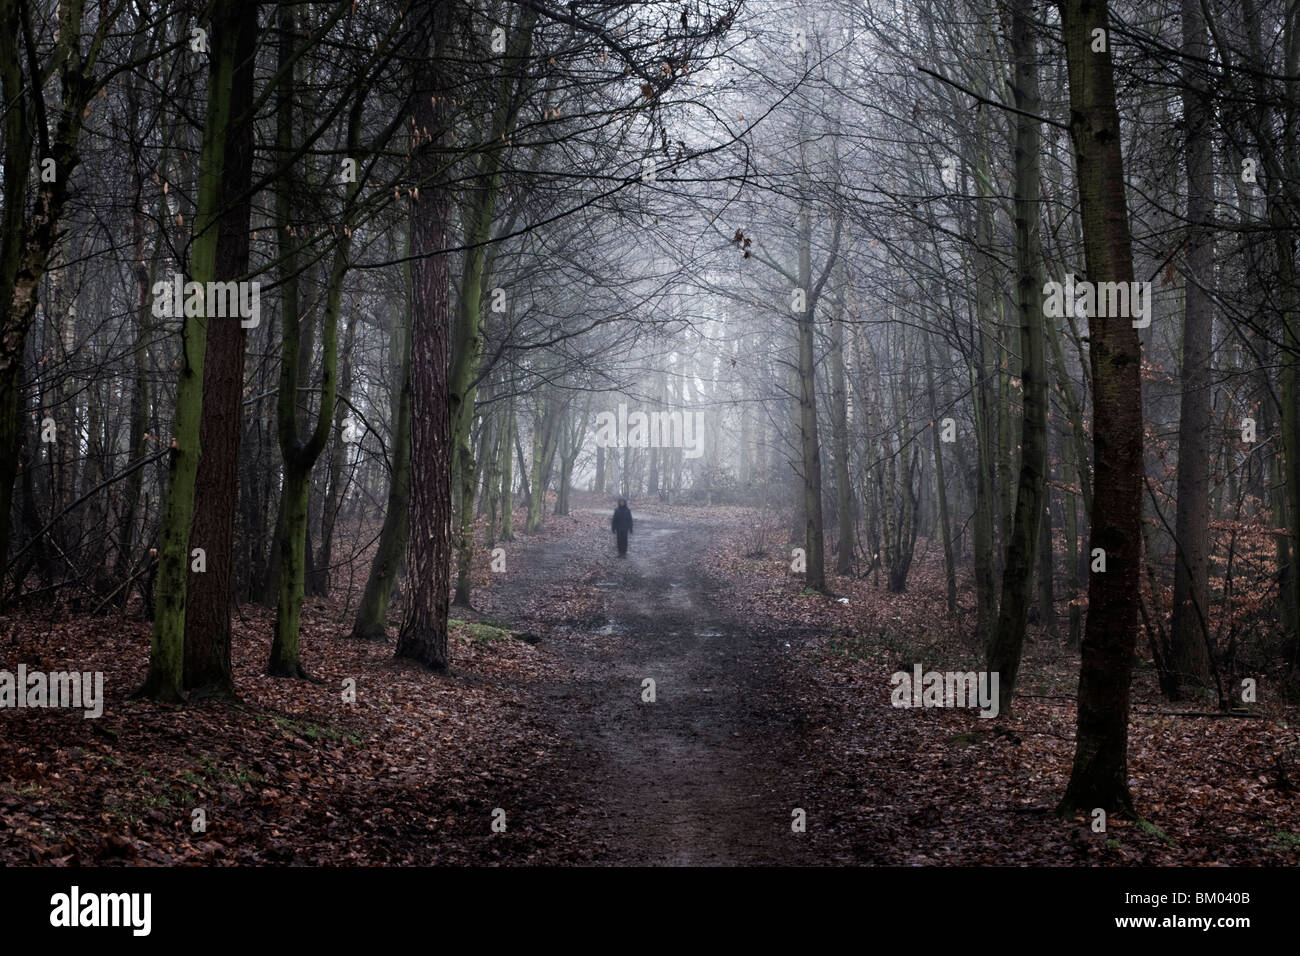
[{"left": 2, "top": 496, "right": 1299, "bottom": 865}]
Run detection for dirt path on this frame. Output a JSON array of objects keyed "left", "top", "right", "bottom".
[{"left": 480, "top": 506, "right": 822, "bottom": 865}]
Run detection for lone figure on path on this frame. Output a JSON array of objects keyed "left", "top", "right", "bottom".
[{"left": 611, "top": 498, "right": 634, "bottom": 557}]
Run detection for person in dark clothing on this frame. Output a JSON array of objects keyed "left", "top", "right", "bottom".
[{"left": 611, "top": 498, "right": 633, "bottom": 556}]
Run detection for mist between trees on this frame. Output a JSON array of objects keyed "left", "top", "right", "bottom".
[{"left": 1, "top": 0, "right": 1297, "bottom": 817}]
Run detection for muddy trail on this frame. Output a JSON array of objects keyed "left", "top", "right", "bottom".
[{"left": 477, "top": 507, "right": 825, "bottom": 865}]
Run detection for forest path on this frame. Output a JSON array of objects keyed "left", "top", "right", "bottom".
[{"left": 482, "top": 506, "right": 823, "bottom": 865}]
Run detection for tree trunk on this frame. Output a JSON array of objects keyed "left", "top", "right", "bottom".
[
  {"left": 1037, "top": 493, "right": 1059, "bottom": 639},
  {"left": 1272, "top": 14, "right": 1300, "bottom": 698},
  {"left": 184, "top": 0, "right": 258, "bottom": 697},
  {"left": 499, "top": 394, "right": 516, "bottom": 541},
  {"left": 1063, "top": 434, "right": 1083, "bottom": 648},
  {"left": 138, "top": 0, "right": 246, "bottom": 702},
  {"left": 971, "top": 131, "right": 1000, "bottom": 641},
  {"left": 987, "top": 0, "right": 1048, "bottom": 714},
  {"left": 925, "top": 334, "right": 957, "bottom": 616},
  {"left": 118, "top": 179, "right": 155, "bottom": 600},
  {"left": 352, "top": 251, "right": 413, "bottom": 641},
  {"left": 525, "top": 394, "right": 562, "bottom": 533},
  {"left": 1056, "top": 0, "right": 1146, "bottom": 817},
  {"left": 396, "top": 0, "right": 454, "bottom": 670},
  {"left": 1168, "top": 0, "right": 1215, "bottom": 700},
  {"left": 312, "top": 316, "right": 357, "bottom": 597},
  {"left": 795, "top": 196, "right": 830, "bottom": 592},
  {"left": 830, "top": 282, "right": 854, "bottom": 577},
  {"left": 269, "top": 2, "right": 354, "bottom": 678}
]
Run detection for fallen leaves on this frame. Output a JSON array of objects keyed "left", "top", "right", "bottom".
[{"left": 2, "top": 499, "right": 1297, "bottom": 866}]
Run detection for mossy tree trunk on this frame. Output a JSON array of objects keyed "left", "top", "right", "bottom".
[
  {"left": 351, "top": 238, "right": 413, "bottom": 642},
  {"left": 450, "top": 7, "right": 536, "bottom": 607},
  {"left": 139, "top": 1, "right": 244, "bottom": 701},
  {"left": 183, "top": 0, "right": 258, "bottom": 698},
  {"left": 268, "top": 4, "right": 362, "bottom": 677}
]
